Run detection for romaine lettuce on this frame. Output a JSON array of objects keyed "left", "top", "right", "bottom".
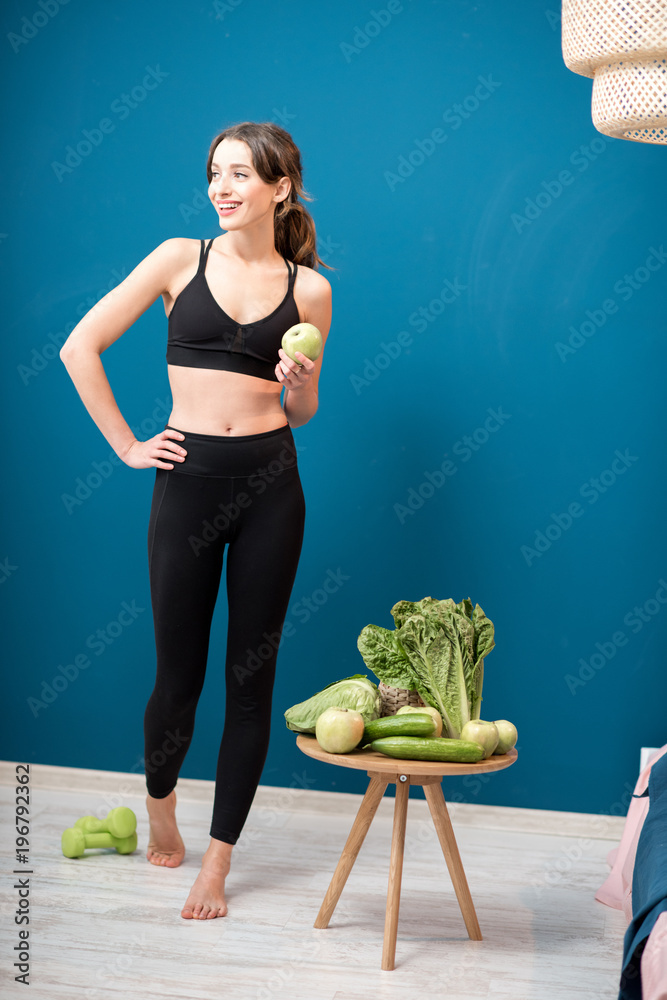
[
  {"left": 356, "top": 596, "right": 495, "bottom": 739},
  {"left": 356, "top": 625, "right": 416, "bottom": 690}
]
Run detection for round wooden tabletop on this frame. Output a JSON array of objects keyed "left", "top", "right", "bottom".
[{"left": 296, "top": 733, "right": 517, "bottom": 777}]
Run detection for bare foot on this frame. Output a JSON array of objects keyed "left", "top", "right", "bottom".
[
  {"left": 181, "top": 839, "right": 233, "bottom": 919},
  {"left": 145, "top": 790, "right": 186, "bottom": 867}
]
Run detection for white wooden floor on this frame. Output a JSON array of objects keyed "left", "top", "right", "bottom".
[{"left": 0, "top": 761, "right": 629, "bottom": 1000}]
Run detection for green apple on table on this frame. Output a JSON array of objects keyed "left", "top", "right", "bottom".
[
  {"left": 492, "top": 719, "right": 518, "bottom": 754},
  {"left": 315, "top": 706, "right": 365, "bottom": 754},
  {"left": 396, "top": 704, "right": 443, "bottom": 738},
  {"left": 281, "top": 322, "right": 322, "bottom": 364},
  {"left": 460, "top": 720, "right": 499, "bottom": 759}
]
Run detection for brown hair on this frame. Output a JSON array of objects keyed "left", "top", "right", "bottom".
[{"left": 205, "top": 121, "right": 335, "bottom": 272}]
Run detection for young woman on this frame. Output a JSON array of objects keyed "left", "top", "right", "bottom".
[{"left": 60, "top": 121, "right": 332, "bottom": 920}]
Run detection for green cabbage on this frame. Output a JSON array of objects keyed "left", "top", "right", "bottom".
[{"left": 284, "top": 673, "right": 382, "bottom": 733}]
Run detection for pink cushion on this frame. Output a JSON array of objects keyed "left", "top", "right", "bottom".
[
  {"left": 596, "top": 745, "right": 667, "bottom": 918},
  {"left": 641, "top": 910, "right": 667, "bottom": 1000}
]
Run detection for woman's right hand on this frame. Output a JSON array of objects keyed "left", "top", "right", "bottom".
[{"left": 122, "top": 429, "right": 187, "bottom": 470}]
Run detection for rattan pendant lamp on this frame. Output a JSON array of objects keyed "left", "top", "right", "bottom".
[{"left": 561, "top": 0, "right": 667, "bottom": 143}]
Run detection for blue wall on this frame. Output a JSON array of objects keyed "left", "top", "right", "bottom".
[{"left": 3, "top": 0, "right": 665, "bottom": 818}]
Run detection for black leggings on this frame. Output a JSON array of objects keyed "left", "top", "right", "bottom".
[{"left": 143, "top": 422, "right": 305, "bottom": 844}]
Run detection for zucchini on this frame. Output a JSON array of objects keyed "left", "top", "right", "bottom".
[
  {"left": 362, "top": 713, "right": 436, "bottom": 743},
  {"left": 370, "top": 736, "right": 484, "bottom": 763}
]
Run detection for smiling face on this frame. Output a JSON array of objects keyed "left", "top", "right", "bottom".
[{"left": 208, "top": 138, "right": 290, "bottom": 230}]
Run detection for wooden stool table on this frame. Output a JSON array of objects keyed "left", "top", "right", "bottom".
[{"left": 296, "top": 733, "right": 518, "bottom": 971}]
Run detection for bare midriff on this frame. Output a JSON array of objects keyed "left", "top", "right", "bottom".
[{"left": 166, "top": 365, "right": 287, "bottom": 436}]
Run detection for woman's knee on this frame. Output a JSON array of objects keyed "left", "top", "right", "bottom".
[
  {"left": 225, "top": 681, "right": 275, "bottom": 723},
  {"left": 146, "top": 685, "right": 201, "bottom": 722}
]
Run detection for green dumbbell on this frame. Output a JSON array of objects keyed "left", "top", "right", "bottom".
[
  {"left": 61, "top": 826, "right": 138, "bottom": 859},
  {"left": 73, "top": 807, "right": 136, "bottom": 839}
]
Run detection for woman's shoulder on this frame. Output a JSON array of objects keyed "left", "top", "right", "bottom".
[
  {"left": 292, "top": 263, "right": 332, "bottom": 331},
  {"left": 293, "top": 261, "right": 332, "bottom": 298},
  {"left": 155, "top": 236, "right": 204, "bottom": 257},
  {"left": 143, "top": 237, "right": 207, "bottom": 277}
]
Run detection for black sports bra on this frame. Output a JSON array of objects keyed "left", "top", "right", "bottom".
[{"left": 166, "top": 238, "right": 300, "bottom": 381}]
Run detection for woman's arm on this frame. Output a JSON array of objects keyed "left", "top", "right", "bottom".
[
  {"left": 278, "top": 270, "right": 332, "bottom": 428},
  {"left": 60, "top": 238, "right": 189, "bottom": 469}
]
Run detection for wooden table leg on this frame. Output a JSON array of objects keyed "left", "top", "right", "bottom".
[
  {"left": 423, "top": 782, "right": 482, "bottom": 940},
  {"left": 381, "top": 777, "right": 410, "bottom": 971},
  {"left": 314, "top": 774, "right": 388, "bottom": 929}
]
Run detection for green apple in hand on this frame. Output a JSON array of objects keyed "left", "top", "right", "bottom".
[{"left": 281, "top": 322, "right": 322, "bottom": 364}]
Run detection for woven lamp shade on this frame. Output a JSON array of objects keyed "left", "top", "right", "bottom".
[{"left": 562, "top": 0, "right": 667, "bottom": 143}]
